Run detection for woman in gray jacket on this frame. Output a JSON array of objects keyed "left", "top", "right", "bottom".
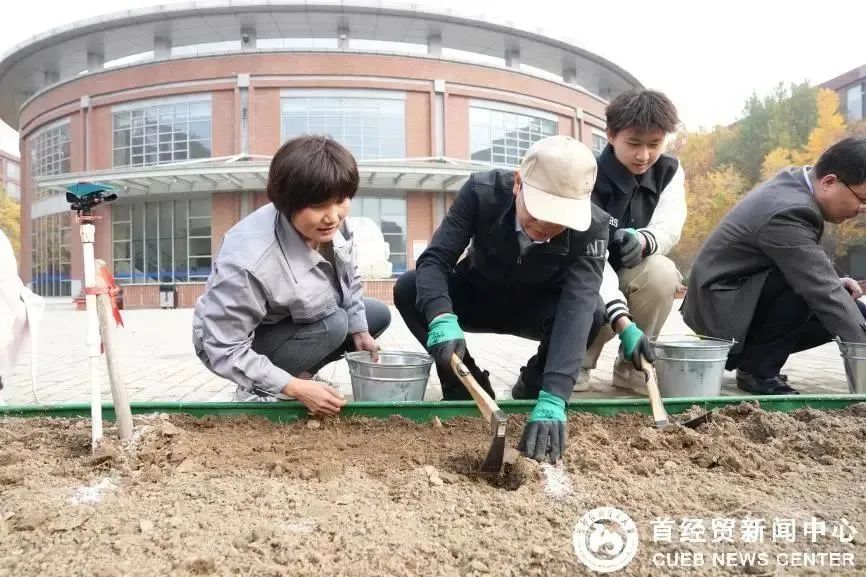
[{"left": 193, "top": 136, "right": 390, "bottom": 413}]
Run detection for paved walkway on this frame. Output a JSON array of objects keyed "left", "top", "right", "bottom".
[{"left": 0, "top": 299, "right": 854, "bottom": 406}]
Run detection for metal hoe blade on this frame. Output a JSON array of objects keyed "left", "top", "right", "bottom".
[{"left": 481, "top": 410, "right": 507, "bottom": 473}]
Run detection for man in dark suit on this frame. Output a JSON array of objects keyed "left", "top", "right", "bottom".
[{"left": 683, "top": 137, "right": 866, "bottom": 395}]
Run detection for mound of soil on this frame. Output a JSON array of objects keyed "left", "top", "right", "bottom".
[{"left": 1, "top": 403, "right": 864, "bottom": 576}]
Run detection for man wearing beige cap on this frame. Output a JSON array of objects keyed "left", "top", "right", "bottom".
[{"left": 394, "top": 135, "right": 655, "bottom": 462}]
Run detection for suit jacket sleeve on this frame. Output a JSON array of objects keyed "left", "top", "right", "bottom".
[
  {"left": 415, "top": 176, "right": 477, "bottom": 324},
  {"left": 757, "top": 206, "right": 866, "bottom": 342},
  {"left": 542, "top": 227, "right": 608, "bottom": 400}
]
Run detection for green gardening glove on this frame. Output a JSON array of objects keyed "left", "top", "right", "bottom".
[
  {"left": 518, "top": 391, "right": 567, "bottom": 463},
  {"left": 426, "top": 313, "right": 466, "bottom": 369},
  {"left": 619, "top": 323, "right": 656, "bottom": 370}
]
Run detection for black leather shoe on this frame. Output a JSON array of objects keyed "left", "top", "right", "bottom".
[
  {"left": 511, "top": 368, "right": 541, "bottom": 400},
  {"left": 468, "top": 365, "right": 496, "bottom": 400},
  {"left": 440, "top": 359, "right": 496, "bottom": 401},
  {"left": 736, "top": 370, "right": 799, "bottom": 395}
]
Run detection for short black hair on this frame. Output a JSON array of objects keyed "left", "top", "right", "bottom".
[
  {"left": 605, "top": 89, "right": 679, "bottom": 136},
  {"left": 267, "top": 135, "right": 359, "bottom": 216},
  {"left": 815, "top": 136, "right": 866, "bottom": 186}
]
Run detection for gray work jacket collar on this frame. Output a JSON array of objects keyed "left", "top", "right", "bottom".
[{"left": 274, "top": 211, "right": 349, "bottom": 281}]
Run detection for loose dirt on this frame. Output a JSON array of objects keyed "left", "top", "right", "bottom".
[{"left": 1, "top": 403, "right": 865, "bottom": 576}]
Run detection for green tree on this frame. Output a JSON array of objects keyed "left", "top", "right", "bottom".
[
  {"left": 669, "top": 166, "right": 749, "bottom": 272},
  {"left": 715, "top": 82, "right": 818, "bottom": 186},
  {"left": 0, "top": 186, "right": 20, "bottom": 258},
  {"left": 761, "top": 147, "right": 795, "bottom": 181}
]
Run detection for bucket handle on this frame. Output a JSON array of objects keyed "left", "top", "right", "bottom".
[
  {"left": 347, "top": 374, "right": 428, "bottom": 383},
  {"left": 652, "top": 334, "right": 737, "bottom": 347},
  {"left": 653, "top": 355, "right": 730, "bottom": 363}
]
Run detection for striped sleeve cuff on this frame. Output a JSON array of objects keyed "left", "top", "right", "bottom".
[
  {"left": 605, "top": 298, "right": 631, "bottom": 327},
  {"left": 638, "top": 229, "right": 657, "bottom": 256}
]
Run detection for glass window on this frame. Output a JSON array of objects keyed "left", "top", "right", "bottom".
[
  {"left": 5, "top": 182, "right": 19, "bottom": 200},
  {"left": 112, "top": 198, "right": 212, "bottom": 284},
  {"left": 280, "top": 95, "right": 406, "bottom": 160},
  {"left": 113, "top": 98, "right": 212, "bottom": 167},
  {"left": 350, "top": 195, "right": 407, "bottom": 274},
  {"left": 30, "top": 123, "right": 71, "bottom": 200},
  {"left": 592, "top": 132, "right": 608, "bottom": 154},
  {"left": 469, "top": 106, "right": 557, "bottom": 167},
  {"left": 30, "top": 213, "right": 72, "bottom": 297},
  {"left": 846, "top": 84, "right": 864, "bottom": 122},
  {"left": 6, "top": 161, "right": 20, "bottom": 180}
]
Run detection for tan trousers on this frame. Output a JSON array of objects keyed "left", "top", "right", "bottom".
[{"left": 583, "top": 255, "right": 682, "bottom": 369}]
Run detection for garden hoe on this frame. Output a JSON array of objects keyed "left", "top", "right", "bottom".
[
  {"left": 640, "top": 354, "right": 712, "bottom": 429},
  {"left": 639, "top": 354, "right": 670, "bottom": 429},
  {"left": 450, "top": 354, "right": 507, "bottom": 473}
]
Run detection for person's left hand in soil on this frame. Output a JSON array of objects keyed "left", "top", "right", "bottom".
[
  {"left": 518, "top": 390, "right": 567, "bottom": 463},
  {"left": 351, "top": 330, "right": 380, "bottom": 362}
]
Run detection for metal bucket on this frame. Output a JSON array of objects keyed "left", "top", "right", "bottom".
[
  {"left": 650, "top": 335, "right": 734, "bottom": 397},
  {"left": 835, "top": 339, "right": 866, "bottom": 394},
  {"left": 345, "top": 350, "right": 434, "bottom": 402}
]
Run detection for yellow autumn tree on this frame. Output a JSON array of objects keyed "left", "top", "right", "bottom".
[
  {"left": 670, "top": 165, "right": 748, "bottom": 270},
  {"left": 0, "top": 187, "right": 21, "bottom": 258},
  {"left": 761, "top": 147, "right": 795, "bottom": 181},
  {"left": 798, "top": 89, "right": 862, "bottom": 259},
  {"left": 670, "top": 130, "right": 719, "bottom": 176},
  {"left": 794, "top": 88, "right": 847, "bottom": 165}
]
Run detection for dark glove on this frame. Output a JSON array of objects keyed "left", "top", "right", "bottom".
[
  {"left": 612, "top": 228, "right": 643, "bottom": 269},
  {"left": 426, "top": 313, "right": 466, "bottom": 369},
  {"left": 618, "top": 323, "right": 655, "bottom": 370},
  {"left": 518, "top": 391, "right": 567, "bottom": 463}
]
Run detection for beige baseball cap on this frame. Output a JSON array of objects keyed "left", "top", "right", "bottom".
[{"left": 518, "top": 135, "right": 597, "bottom": 231}]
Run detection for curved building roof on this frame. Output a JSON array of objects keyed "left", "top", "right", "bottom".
[{"left": 0, "top": 0, "right": 642, "bottom": 129}]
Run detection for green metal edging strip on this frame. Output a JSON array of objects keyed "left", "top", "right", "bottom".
[{"left": 1, "top": 394, "right": 864, "bottom": 423}]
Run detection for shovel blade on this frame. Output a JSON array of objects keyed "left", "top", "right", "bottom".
[
  {"left": 480, "top": 435, "right": 506, "bottom": 473},
  {"left": 682, "top": 411, "right": 713, "bottom": 429}
]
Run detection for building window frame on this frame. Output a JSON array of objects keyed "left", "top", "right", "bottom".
[
  {"left": 112, "top": 94, "right": 213, "bottom": 168},
  {"left": 30, "top": 120, "right": 71, "bottom": 200},
  {"left": 279, "top": 89, "right": 407, "bottom": 160},
  {"left": 591, "top": 130, "right": 608, "bottom": 154},
  {"left": 846, "top": 83, "right": 864, "bottom": 122},
  {"left": 469, "top": 100, "right": 559, "bottom": 168},
  {"left": 30, "top": 213, "right": 72, "bottom": 297},
  {"left": 350, "top": 194, "right": 408, "bottom": 275},
  {"left": 6, "top": 160, "right": 20, "bottom": 180},
  {"left": 112, "top": 198, "right": 212, "bottom": 285}
]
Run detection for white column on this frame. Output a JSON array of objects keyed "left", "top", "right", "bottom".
[{"left": 80, "top": 223, "right": 103, "bottom": 450}]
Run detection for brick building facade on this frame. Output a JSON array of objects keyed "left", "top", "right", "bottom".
[{"left": 0, "top": 1, "right": 641, "bottom": 306}]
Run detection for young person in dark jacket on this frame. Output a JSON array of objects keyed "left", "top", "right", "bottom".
[
  {"left": 683, "top": 137, "right": 866, "bottom": 394},
  {"left": 583, "top": 89, "right": 686, "bottom": 395},
  {"left": 394, "top": 136, "right": 655, "bottom": 462}
]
